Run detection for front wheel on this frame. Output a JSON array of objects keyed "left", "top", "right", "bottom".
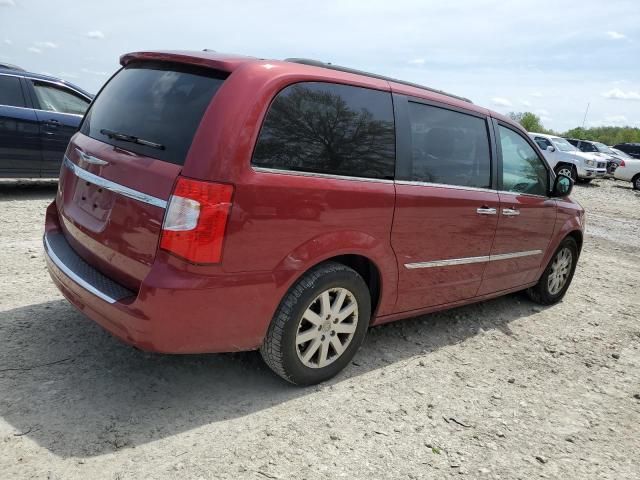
[
  {"left": 555, "top": 165, "right": 576, "bottom": 182},
  {"left": 260, "top": 262, "right": 370, "bottom": 385},
  {"left": 527, "top": 237, "right": 578, "bottom": 305}
]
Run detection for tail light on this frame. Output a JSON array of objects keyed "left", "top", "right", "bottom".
[
  {"left": 619, "top": 159, "right": 625, "bottom": 167},
  {"left": 160, "top": 177, "right": 234, "bottom": 264}
]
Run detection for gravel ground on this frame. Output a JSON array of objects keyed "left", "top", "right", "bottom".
[{"left": 0, "top": 178, "right": 638, "bottom": 480}]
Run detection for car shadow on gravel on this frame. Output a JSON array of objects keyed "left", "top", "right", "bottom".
[
  {"left": 0, "top": 294, "right": 546, "bottom": 458},
  {"left": 613, "top": 184, "right": 638, "bottom": 193},
  {"left": 0, "top": 180, "right": 57, "bottom": 202}
]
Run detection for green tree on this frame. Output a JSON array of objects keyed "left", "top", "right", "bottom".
[
  {"left": 508, "top": 111, "right": 546, "bottom": 133},
  {"left": 562, "top": 126, "right": 640, "bottom": 145}
]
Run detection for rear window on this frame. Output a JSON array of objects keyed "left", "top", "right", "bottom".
[
  {"left": 252, "top": 82, "right": 395, "bottom": 180},
  {"left": 80, "top": 62, "right": 226, "bottom": 166},
  {"left": 0, "top": 75, "right": 26, "bottom": 108}
]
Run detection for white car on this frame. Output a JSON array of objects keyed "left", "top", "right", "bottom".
[
  {"left": 613, "top": 156, "right": 640, "bottom": 190},
  {"left": 529, "top": 133, "right": 607, "bottom": 183}
]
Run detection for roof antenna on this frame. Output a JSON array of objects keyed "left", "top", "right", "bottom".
[
  {"left": 203, "top": 49, "right": 216, "bottom": 52},
  {"left": 581, "top": 102, "right": 590, "bottom": 128}
]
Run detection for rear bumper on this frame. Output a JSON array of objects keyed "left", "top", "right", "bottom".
[
  {"left": 613, "top": 169, "right": 633, "bottom": 181},
  {"left": 44, "top": 202, "right": 281, "bottom": 353}
]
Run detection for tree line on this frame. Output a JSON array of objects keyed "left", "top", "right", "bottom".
[{"left": 507, "top": 111, "right": 640, "bottom": 145}]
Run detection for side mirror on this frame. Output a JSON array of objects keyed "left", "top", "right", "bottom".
[
  {"left": 548, "top": 145, "right": 556, "bottom": 153},
  {"left": 553, "top": 174, "right": 574, "bottom": 197}
]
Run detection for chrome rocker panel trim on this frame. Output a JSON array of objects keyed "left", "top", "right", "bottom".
[{"left": 405, "top": 249, "right": 543, "bottom": 269}]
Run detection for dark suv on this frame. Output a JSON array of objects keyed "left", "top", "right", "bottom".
[
  {"left": 612, "top": 143, "right": 640, "bottom": 159},
  {"left": 0, "top": 65, "right": 93, "bottom": 178}
]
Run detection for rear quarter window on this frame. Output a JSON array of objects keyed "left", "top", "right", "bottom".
[
  {"left": 80, "top": 62, "right": 226, "bottom": 166},
  {"left": 252, "top": 82, "right": 395, "bottom": 180},
  {"left": 0, "top": 75, "right": 26, "bottom": 107}
]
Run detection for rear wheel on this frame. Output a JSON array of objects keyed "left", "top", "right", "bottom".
[
  {"left": 260, "top": 262, "right": 370, "bottom": 385},
  {"left": 527, "top": 237, "right": 578, "bottom": 305},
  {"left": 633, "top": 174, "right": 640, "bottom": 190}
]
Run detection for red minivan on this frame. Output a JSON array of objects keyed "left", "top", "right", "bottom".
[{"left": 44, "top": 51, "right": 584, "bottom": 385}]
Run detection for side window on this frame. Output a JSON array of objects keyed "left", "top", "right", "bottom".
[
  {"left": 579, "top": 142, "right": 596, "bottom": 153},
  {"left": 499, "top": 125, "right": 548, "bottom": 196},
  {"left": 252, "top": 82, "right": 395, "bottom": 179},
  {"left": 31, "top": 82, "right": 89, "bottom": 115},
  {"left": 404, "top": 102, "right": 491, "bottom": 188},
  {"left": 0, "top": 75, "right": 26, "bottom": 108},
  {"left": 534, "top": 137, "right": 552, "bottom": 150}
]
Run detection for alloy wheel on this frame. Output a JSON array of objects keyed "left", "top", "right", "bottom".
[
  {"left": 557, "top": 167, "right": 573, "bottom": 179},
  {"left": 295, "top": 287, "right": 359, "bottom": 368},
  {"left": 547, "top": 247, "right": 573, "bottom": 295}
]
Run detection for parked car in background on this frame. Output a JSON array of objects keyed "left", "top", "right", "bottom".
[
  {"left": 610, "top": 147, "right": 634, "bottom": 161},
  {"left": 613, "top": 156, "right": 640, "bottom": 190},
  {"left": 566, "top": 138, "right": 621, "bottom": 175},
  {"left": 612, "top": 142, "right": 640, "bottom": 159},
  {"left": 0, "top": 65, "right": 93, "bottom": 178},
  {"left": 44, "top": 50, "right": 584, "bottom": 385},
  {"left": 530, "top": 133, "right": 606, "bottom": 183}
]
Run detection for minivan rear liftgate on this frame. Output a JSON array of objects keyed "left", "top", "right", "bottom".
[{"left": 47, "top": 61, "right": 228, "bottom": 293}]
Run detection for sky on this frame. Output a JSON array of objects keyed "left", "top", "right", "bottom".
[{"left": 1, "top": 0, "right": 639, "bottom": 132}]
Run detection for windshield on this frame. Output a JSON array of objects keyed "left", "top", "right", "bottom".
[
  {"left": 551, "top": 137, "right": 576, "bottom": 152},
  {"left": 611, "top": 148, "right": 632, "bottom": 159},
  {"left": 593, "top": 142, "right": 615, "bottom": 154}
]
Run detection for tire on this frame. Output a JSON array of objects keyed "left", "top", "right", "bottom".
[
  {"left": 260, "top": 262, "right": 371, "bottom": 385},
  {"left": 633, "top": 174, "right": 640, "bottom": 190},
  {"left": 527, "top": 237, "right": 578, "bottom": 305},
  {"left": 555, "top": 165, "right": 576, "bottom": 182}
]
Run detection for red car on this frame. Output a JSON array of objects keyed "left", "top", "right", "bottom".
[{"left": 44, "top": 51, "right": 584, "bottom": 385}]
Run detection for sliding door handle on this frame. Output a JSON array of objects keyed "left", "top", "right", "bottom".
[
  {"left": 502, "top": 208, "right": 520, "bottom": 216},
  {"left": 476, "top": 207, "right": 497, "bottom": 215}
]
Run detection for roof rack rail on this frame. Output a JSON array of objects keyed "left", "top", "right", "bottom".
[
  {"left": 0, "top": 62, "right": 26, "bottom": 72},
  {"left": 284, "top": 58, "right": 472, "bottom": 104}
]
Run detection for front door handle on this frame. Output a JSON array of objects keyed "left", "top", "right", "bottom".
[
  {"left": 44, "top": 119, "right": 61, "bottom": 127},
  {"left": 476, "top": 207, "right": 497, "bottom": 215},
  {"left": 502, "top": 208, "right": 520, "bottom": 216}
]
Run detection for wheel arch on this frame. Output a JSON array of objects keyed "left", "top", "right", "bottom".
[
  {"left": 272, "top": 230, "right": 398, "bottom": 320},
  {"left": 323, "top": 254, "right": 383, "bottom": 320},
  {"left": 566, "top": 229, "right": 583, "bottom": 256},
  {"left": 555, "top": 162, "right": 577, "bottom": 172}
]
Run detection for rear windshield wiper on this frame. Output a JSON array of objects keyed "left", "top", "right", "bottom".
[{"left": 100, "top": 128, "right": 165, "bottom": 150}]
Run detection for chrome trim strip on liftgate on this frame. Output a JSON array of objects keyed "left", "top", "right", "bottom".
[
  {"left": 404, "top": 249, "right": 543, "bottom": 269},
  {"left": 63, "top": 156, "right": 167, "bottom": 209}
]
